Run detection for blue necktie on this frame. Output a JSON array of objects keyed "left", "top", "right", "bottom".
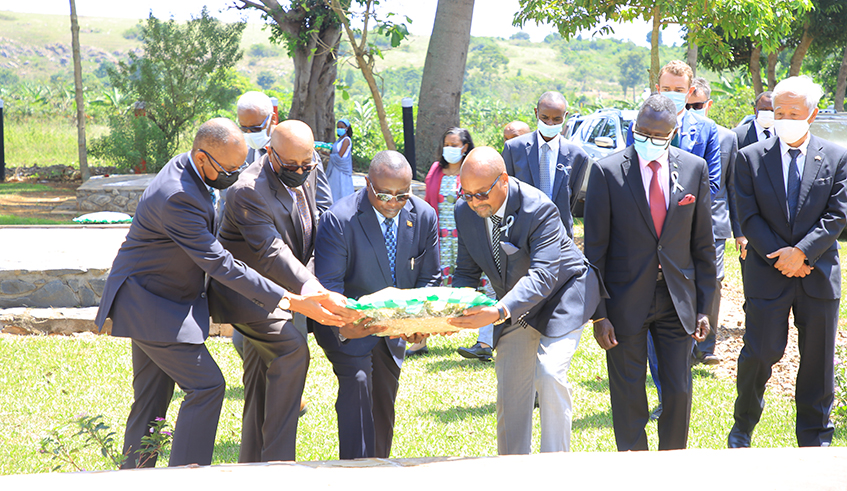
[
  {"left": 539, "top": 143, "right": 552, "bottom": 198},
  {"left": 383, "top": 218, "right": 396, "bottom": 285},
  {"left": 787, "top": 149, "right": 801, "bottom": 224}
]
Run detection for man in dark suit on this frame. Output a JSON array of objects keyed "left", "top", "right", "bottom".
[
  {"left": 208, "top": 120, "right": 351, "bottom": 463},
  {"left": 585, "top": 94, "right": 715, "bottom": 451},
  {"left": 95, "top": 118, "right": 352, "bottom": 468},
  {"left": 313, "top": 151, "right": 441, "bottom": 459},
  {"left": 729, "top": 76, "right": 847, "bottom": 448},
  {"left": 449, "top": 147, "right": 603, "bottom": 454},
  {"left": 502, "top": 91, "right": 588, "bottom": 239}
]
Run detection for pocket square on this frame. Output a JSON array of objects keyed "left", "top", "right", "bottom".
[
  {"left": 500, "top": 242, "right": 520, "bottom": 255},
  {"left": 678, "top": 194, "right": 696, "bottom": 206}
]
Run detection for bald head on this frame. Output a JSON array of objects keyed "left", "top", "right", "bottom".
[
  {"left": 460, "top": 147, "right": 509, "bottom": 219},
  {"left": 462, "top": 147, "right": 506, "bottom": 181},
  {"left": 268, "top": 120, "right": 315, "bottom": 171},
  {"left": 504, "top": 121, "right": 532, "bottom": 141},
  {"left": 368, "top": 150, "right": 412, "bottom": 181}
]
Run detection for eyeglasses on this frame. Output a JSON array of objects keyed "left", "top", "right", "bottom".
[
  {"left": 269, "top": 146, "right": 319, "bottom": 172},
  {"left": 198, "top": 149, "right": 241, "bottom": 177},
  {"left": 685, "top": 101, "right": 709, "bottom": 110},
  {"left": 632, "top": 130, "right": 675, "bottom": 147},
  {"left": 239, "top": 113, "right": 271, "bottom": 134},
  {"left": 459, "top": 174, "right": 501, "bottom": 202},
  {"left": 368, "top": 181, "right": 412, "bottom": 202}
]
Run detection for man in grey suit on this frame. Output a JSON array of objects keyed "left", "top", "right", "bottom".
[
  {"left": 584, "top": 95, "right": 715, "bottom": 451},
  {"left": 95, "top": 118, "right": 352, "bottom": 468},
  {"left": 313, "top": 151, "right": 441, "bottom": 459},
  {"left": 208, "top": 120, "right": 350, "bottom": 462},
  {"left": 502, "top": 91, "right": 588, "bottom": 239},
  {"left": 450, "top": 147, "right": 603, "bottom": 454},
  {"left": 729, "top": 76, "right": 847, "bottom": 448}
]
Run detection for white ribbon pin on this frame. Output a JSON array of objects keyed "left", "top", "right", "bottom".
[
  {"left": 500, "top": 215, "right": 515, "bottom": 238},
  {"left": 671, "top": 171, "right": 684, "bottom": 194}
]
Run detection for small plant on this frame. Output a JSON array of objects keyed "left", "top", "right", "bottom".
[
  {"left": 39, "top": 414, "right": 125, "bottom": 472},
  {"left": 135, "top": 417, "right": 174, "bottom": 468},
  {"left": 834, "top": 345, "right": 847, "bottom": 425}
]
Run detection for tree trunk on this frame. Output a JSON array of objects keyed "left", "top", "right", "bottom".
[
  {"left": 415, "top": 0, "right": 474, "bottom": 176},
  {"left": 750, "top": 45, "right": 764, "bottom": 96},
  {"left": 789, "top": 23, "right": 815, "bottom": 77},
  {"left": 649, "top": 6, "right": 661, "bottom": 86},
  {"left": 288, "top": 28, "right": 342, "bottom": 143},
  {"left": 836, "top": 46, "right": 847, "bottom": 112},
  {"left": 69, "top": 0, "right": 89, "bottom": 181},
  {"left": 767, "top": 51, "right": 779, "bottom": 91},
  {"left": 686, "top": 41, "right": 698, "bottom": 76}
]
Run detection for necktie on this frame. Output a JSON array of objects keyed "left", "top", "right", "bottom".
[
  {"left": 763, "top": 128, "right": 771, "bottom": 139},
  {"left": 383, "top": 218, "right": 396, "bottom": 285},
  {"left": 292, "top": 187, "right": 313, "bottom": 252},
  {"left": 539, "top": 143, "right": 552, "bottom": 198},
  {"left": 209, "top": 188, "right": 218, "bottom": 209},
  {"left": 490, "top": 215, "right": 502, "bottom": 274},
  {"left": 787, "top": 149, "right": 801, "bottom": 223},
  {"left": 648, "top": 161, "right": 667, "bottom": 238}
]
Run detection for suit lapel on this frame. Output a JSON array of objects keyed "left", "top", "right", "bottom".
[
  {"left": 622, "top": 147, "right": 658, "bottom": 239},
  {"left": 525, "top": 137, "right": 540, "bottom": 187},
  {"left": 663, "top": 150, "right": 685, "bottom": 233},
  {"left": 356, "top": 192, "right": 394, "bottom": 285},
  {"left": 745, "top": 122, "right": 758, "bottom": 147},
  {"left": 762, "top": 139, "right": 790, "bottom": 223},
  {"left": 795, "top": 136, "right": 825, "bottom": 219},
  {"left": 551, "top": 142, "right": 568, "bottom": 201},
  {"left": 498, "top": 181, "right": 521, "bottom": 285},
  {"left": 394, "top": 204, "right": 414, "bottom": 287},
  {"left": 303, "top": 173, "right": 318, "bottom": 255},
  {"left": 267, "top": 161, "right": 305, "bottom": 255}
]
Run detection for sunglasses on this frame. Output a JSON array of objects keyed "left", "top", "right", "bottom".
[
  {"left": 198, "top": 149, "right": 241, "bottom": 177},
  {"left": 632, "top": 130, "right": 675, "bottom": 147},
  {"left": 368, "top": 181, "right": 412, "bottom": 202},
  {"left": 459, "top": 174, "right": 501, "bottom": 202},
  {"left": 685, "top": 101, "right": 709, "bottom": 110},
  {"left": 269, "top": 147, "right": 319, "bottom": 172},
  {"left": 239, "top": 113, "right": 271, "bottom": 133}
]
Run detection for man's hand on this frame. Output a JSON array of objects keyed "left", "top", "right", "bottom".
[
  {"left": 693, "top": 313, "right": 710, "bottom": 342},
  {"left": 339, "top": 318, "right": 388, "bottom": 339},
  {"left": 392, "top": 332, "right": 430, "bottom": 344},
  {"left": 318, "top": 290, "right": 362, "bottom": 324},
  {"left": 767, "top": 246, "right": 809, "bottom": 277},
  {"left": 287, "top": 291, "right": 360, "bottom": 327},
  {"left": 592, "top": 319, "right": 618, "bottom": 350},
  {"left": 735, "top": 236, "right": 748, "bottom": 260},
  {"left": 448, "top": 306, "right": 499, "bottom": 329}
]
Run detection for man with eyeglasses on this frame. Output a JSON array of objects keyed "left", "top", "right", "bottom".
[
  {"left": 313, "top": 150, "right": 441, "bottom": 459},
  {"left": 584, "top": 94, "right": 715, "bottom": 451},
  {"left": 449, "top": 147, "right": 603, "bottom": 455},
  {"left": 95, "top": 118, "right": 355, "bottom": 468},
  {"left": 237, "top": 91, "right": 275, "bottom": 166}
]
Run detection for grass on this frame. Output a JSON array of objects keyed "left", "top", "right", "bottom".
[
  {"left": 4, "top": 120, "right": 109, "bottom": 168},
  {"left": 0, "top": 215, "right": 72, "bottom": 225},
  {"left": 0, "top": 182, "right": 55, "bottom": 194}
]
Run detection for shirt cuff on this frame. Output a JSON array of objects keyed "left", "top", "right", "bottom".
[
  {"left": 496, "top": 301, "right": 511, "bottom": 320},
  {"left": 300, "top": 278, "right": 323, "bottom": 296}
]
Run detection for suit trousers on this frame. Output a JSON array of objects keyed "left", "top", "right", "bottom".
[
  {"left": 494, "top": 322, "right": 583, "bottom": 454},
  {"left": 235, "top": 319, "right": 309, "bottom": 462},
  {"left": 699, "top": 239, "right": 726, "bottom": 356},
  {"left": 733, "top": 280, "right": 838, "bottom": 446},
  {"left": 324, "top": 338, "right": 401, "bottom": 459},
  {"left": 607, "top": 278, "right": 693, "bottom": 451},
  {"left": 121, "top": 339, "right": 225, "bottom": 468}
]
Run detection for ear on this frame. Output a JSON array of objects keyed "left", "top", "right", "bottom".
[{"left": 808, "top": 107, "right": 819, "bottom": 124}]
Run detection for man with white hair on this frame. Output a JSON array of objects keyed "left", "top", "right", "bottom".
[
  {"left": 237, "top": 91, "right": 274, "bottom": 165},
  {"left": 729, "top": 76, "right": 847, "bottom": 448}
]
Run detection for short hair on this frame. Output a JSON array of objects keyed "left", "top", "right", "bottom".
[
  {"left": 537, "top": 91, "right": 569, "bottom": 112},
  {"left": 638, "top": 93, "right": 677, "bottom": 128},
  {"left": 773, "top": 76, "right": 823, "bottom": 112},
  {"left": 369, "top": 150, "right": 411, "bottom": 179},
  {"left": 658, "top": 60, "right": 694, "bottom": 87},
  {"left": 193, "top": 118, "right": 242, "bottom": 150},
  {"left": 755, "top": 91, "right": 774, "bottom": 107},
  {"left": 437, "top": 127, "right": 475, "bottom": 169},
  {"left": 691, "top": 77, "right": 711, "bottom": 99},
  {"left": 236, "top": 91, "right": 273, "bottom": 117}
]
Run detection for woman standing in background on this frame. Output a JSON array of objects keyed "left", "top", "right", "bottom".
[{"left": 327, "top": 118, "right": 354, "bottom": 202}]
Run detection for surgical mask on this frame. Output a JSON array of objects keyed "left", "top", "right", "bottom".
[
  {"left": 442, "top": 146, "right": 464, "bottom": 164},
  {"left": 661, "top": 91, "right": 688, "bottom": 114},
  {"left": 244, "top": 130, "right": 270, "bottom": 150},
  {"left": 690, "top": 108, "right": 707, "bottom": 118},
  {"left": 756, "top": 110, "right": 775, "bottom": 129},
  {"left": 774, "top": 115, "right": 812, "bottom": 145},
  {"left": 633, "top": 138, "right": 671, "bottom": 163},
  {"left": 205, "top": 171, "right": 239, "bottom": 190},
  {"left": 537, "top": 119, "right": 563, "bottom": 139},
  {"left": 276, "top": 167, "right": 311, "bottom": 188},
  {"left": 337, "top": 128, "right": 347, "bottom": 138}
]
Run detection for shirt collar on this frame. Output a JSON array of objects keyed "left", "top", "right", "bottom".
[
  {"left": 536, "top": 130, "right": 560, "bottom": 149},
  {"left": 677, "top": 109, "right": 686, "bottom": 127},
  {"left": 636, "top": 149, "right": 671, "bottom": 170},
  {"left": 373, "top": 206, "right": 399, "bottom": 227},
  {"left": 779, "top": 133, "right": 811, "bottom": 157},
  {"left": 188, "top": 152, "right": 213, "bottom": 193},
  {"left": 494, "top": 193, "right": 508, "bottom": 220}
]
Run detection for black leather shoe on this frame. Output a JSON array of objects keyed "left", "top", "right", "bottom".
[
  {"left": 728, "top": 424, "right": 752, "bottom": 448},
  {"left": 457, "top": 343, "right": 493, "bottom": 362},
  {"left": 649, "top": 404, "right": 663, "bottom": 421},
  {"left": 702, "top": 354, "right": 721, "bottom": 365},
  {"left": 405, "top": 346, "right": 429, "bottom": 358}
]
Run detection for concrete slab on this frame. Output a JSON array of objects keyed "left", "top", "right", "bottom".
[
  {"left": 0, "top": 226, "right": 128, "bottom": 271},
  {"left": 2, "top": 448, "right": 845, "bottom": 489}
]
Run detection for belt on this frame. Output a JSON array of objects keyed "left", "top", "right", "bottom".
[{"left": 657, "top": 270, "right": 664, "bottom": 282}]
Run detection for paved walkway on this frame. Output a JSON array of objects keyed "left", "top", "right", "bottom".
[{"left": 0, "top": 226, "right": 128, "bottom": 271}]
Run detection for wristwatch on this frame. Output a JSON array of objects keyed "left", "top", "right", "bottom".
[
  {"left": 279, "top": 293, "right": 291, "bottom": 311},
  {"left": 493, "top": 304, "right": 507, "bottom": 326}
]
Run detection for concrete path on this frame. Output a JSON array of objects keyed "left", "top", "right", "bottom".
[{"left": 0, "top": 226, "right": 129, "bottom": 271}]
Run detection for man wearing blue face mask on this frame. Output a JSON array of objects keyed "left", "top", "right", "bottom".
[
  {"left": 584, "top": 94, "right": 716, "bottom": 451},
  {"left": 502, "top": 91, "right": 589, "bottom": 239}
]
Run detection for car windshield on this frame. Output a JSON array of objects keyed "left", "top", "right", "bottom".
[{"left": 810, "top": 117, "right": 847, "bottom": 148}]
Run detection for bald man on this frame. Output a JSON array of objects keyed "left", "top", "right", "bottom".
[
  {"left": 450, "top": 147, "right": 603, "bottom": 455},
  {"left": 504, "top": 120, "right": 532, "bottom": 142},
  {"left": 95, "top": 118, "right": 353, "bottom": 468},
  {"left": 208, "top": 120, "right": 355, "bottom": 462}
]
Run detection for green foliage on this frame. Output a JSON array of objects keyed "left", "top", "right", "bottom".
[
  {"left": 0, "top": 182, "right": 55, "bottom": 195},
  {"left": 265, "top": 1, "right": 340, "bottom": 58},
  {"left": 248, "top": 43, "right": 285, "bottom": 58},
  {"left": 467, "top": 38, "right": 509, "bottom": 74},
  {"left": 710, "top": 83, "right": 756, "bottom": 129},
  {"left": 89, "top": 114, "right": 173, "bottom": 172},
  {"left": 121, "top": 24, "right": 143, "bottom": 40},
  {"left": 0, "top": 67, "right": 19, "bottom": 86},
  {"left": 835, "top": 344, "right": 847, "bottom": 425},
  {"left": 39, "top": 414, "right": 126, "bottom": 472},
  {"left": 510, "top": 31, "right": 531, "bottom": 41},
  {"left": 617, "top": 50, "right": 647, "bottom": 99},
  {"left": 256, "top": 71, "right": 276, "bottom": 90},
  {"left": 135, "top": 417, "right": 173, "bottom": 468},
  {"left": 460, "top": 97, "right": 533, "bottom": 152}
]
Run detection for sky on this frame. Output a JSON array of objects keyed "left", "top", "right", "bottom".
[{"left": 0, "top": 0, "right": 683, "bottom": 47}]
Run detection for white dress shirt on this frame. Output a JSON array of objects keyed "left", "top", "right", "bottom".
[
  {"left": 637, "top": 151, "right": 671, "bottom": 209},
  {"left": 779, "top": 135, "right": 810, "bottom": 194},
  {"left": 753, "top": 119, "right": 773, "bottom": 142},
  {"left": 486, "top": 196, "right": 509, "bottom": 246},
  {"left": 536, "top": 130, "right": 560, "bottom": 181}
]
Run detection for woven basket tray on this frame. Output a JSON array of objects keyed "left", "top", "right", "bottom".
[{"left": 370, "top": 317, "right": 470, "bottom": 337}]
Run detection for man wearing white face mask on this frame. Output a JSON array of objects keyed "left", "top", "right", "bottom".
[
  {"left": 733, "top": 92, "right": 775, "bottom": 150},
  {"left": 238, "top": 91, "right": 275, "bottom": 166},
  {"left": 729, "top": 75, "right": 847, "bottom": 449},
  {"left": 502, "top": 91, "right": 589, "bottom": 239}
]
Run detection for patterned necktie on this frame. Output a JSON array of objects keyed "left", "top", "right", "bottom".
[
  {"left": 383, "top": 218, "right": 396, "bottom": 285},
  {"left": 292, "top": 187, "right": 313, "bottom": 252},
  {"left": 490, "top": 215, "right": 502, "bottom": 274},
  {"left": 763, "top": 128, "right": 771, "bottom": 139},
  {"left": 539, "top": 143, "right": 552, "bottom": 198},
  {"left": 648, "top": 161, "right": 667, "bottom": 238},
  {"left": 787, "top": 149, "right": 801, "bottom": 223}
]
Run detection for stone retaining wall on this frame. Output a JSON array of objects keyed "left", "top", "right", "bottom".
[
  {"left": 76, "top": 174, "right": 155, "bottom": 215},
  {"left": 0, "top": 268, "right": 109, "bottom": 309}
]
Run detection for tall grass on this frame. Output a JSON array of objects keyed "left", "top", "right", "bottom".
[{"left": 4, "top": 119, "right": 109, "bottom": 168}]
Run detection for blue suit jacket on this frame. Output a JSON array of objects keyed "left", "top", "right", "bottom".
[
  {"left": 452, "top": 178, "right": 604, "bottom": 347},
  {"left": 502, "top": 130, "right": 588, "bottom": 239},
  {"left": 94, "top": 152, "right": 287, "bottom": 344},
  {"left": 627, "top": 110, "right": 721, "bottom": 197},
  {"left": 313, "top": 188, "right": 441, "bottom": 366}
]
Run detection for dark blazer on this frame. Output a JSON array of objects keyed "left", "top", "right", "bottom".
[
  {"left": 313, "top": 188, "right": 441, "bottom": 364},
  {"left": 732, "top": 120, "right": 772, "bottom": 150},
  {"left": 734, "top": 136, "right": 847, "bottom": 300},
  {"left": 94, "top": 152, "right": 287, "bottom": 344},
  {"left": 502, "top": 130, "right": 588, "bottom": 238},
  {"left": 452, "top": 178, "right": 603, "bottom": 347},
  {"left": 712, "top": 124, "right": 738, "bottom": 240},
  {"left": 584, "top": 146, "right": 717, "bottom": 335}
]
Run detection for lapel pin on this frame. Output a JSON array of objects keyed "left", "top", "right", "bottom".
[
  {"left": 556, "top": 163, "right": 566, "bottom": 172},
  {"left": 406, "top": 220, "right": 413, "bottom": 228}
]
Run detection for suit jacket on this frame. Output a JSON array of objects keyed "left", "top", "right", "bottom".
[
  {"left": 732, "top": 120, "right": 773, "bottom": 151},
  {"left": 452, "top": 178, "right": 603, "bottom": 347},
  {"left": 208, "top": 154, "right": 331, "bottom": 329},
  {"left": 627, "top": 110, "right": 721, "bottom": 196},
  {"left": 502, "top": 130, "right": 588, "bottom": 238},
  {"left": 584, "top": 146, "right": 717, "bottom": 335},
  {"left": 94, "top": 152, "right": 287, "bottom": 344},
  {"left": 312, "top": 188, "right": 441, "bottom": 366},
  {"left": 734, "top": 135, "right": 847, "bottom": 300},
  {"left": 712, "top": 124, "right": 738, "bottom": 240}
]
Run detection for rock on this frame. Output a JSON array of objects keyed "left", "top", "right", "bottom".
[
  {"left": 90, "top": 194, "right": 112, "bottom": 206},
  {"left": 25, "top": 281, "right": 78, "bottom": 308},
  {"left": 1, "top": 280, "right": 36, "bottom": 295},
  {"left": 78, "top": 287, "right": 98, "bottom": 307},
  {"left": 89, "top": 279, "right": 106, "bottom": 296}
]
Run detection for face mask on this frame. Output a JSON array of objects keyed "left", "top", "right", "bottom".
[
  {"left": 537, "top": 119, "right": 563, "bottom": 139},
  {"left": 756, "top": 110, "right": 775, "bottom": 129},
  {"left": 442, "top": 146, "right": 464, "bottom": 164},
  {"left": 244, "top": 130, "right": 270, "bottom": 150},
  {"left": 633, "top": 137, "right": 671, "bottom": 163},
  {"left": 661, "top": 91, "right": 688, "bottom": 114},
  {"left": 337, "top": 128, "right": 347, "bottom": 138},
  {"left": 773, "top": 115, "right": 812, "bottom": 145},
  {"left": 690, "top": 108, "right": 707, "bottom": 118},
  {"left": 276, "top": 167, "right": 311, "bottom": 188},
  {"left": 205, "top": 171, "right": 239, "bottom": 190}
]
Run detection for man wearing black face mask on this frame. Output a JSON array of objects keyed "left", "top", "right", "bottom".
[{"left": 95, "top": 118, "right": 354, "bottom": 468}]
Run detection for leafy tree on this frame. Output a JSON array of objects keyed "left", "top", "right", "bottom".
[
  {"left": 646, "top": 30, "right": 663, "bottom": 46},
  {"left": 617, "top": 50, "right": 647, "bottom": 101},
  {"left": 467, "top": 38, "right": 509, "bottom": 73},
  {"left": 544, "top": 32, "right": 562, "bottom": 43},
  {"left": 257, "top": 71, "right": 276, "bottom": 90},
  {"left": 510, "top": 31, "right": 531, "bottom": 41}
]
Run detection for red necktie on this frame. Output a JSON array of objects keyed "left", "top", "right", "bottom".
[{"left": 648, "top": 161, "right": 666, "bottom": 238}]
